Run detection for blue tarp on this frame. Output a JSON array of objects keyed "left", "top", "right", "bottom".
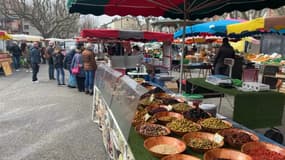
[{"left": 174, "top": 19, "right": 241, "bottom": 39}]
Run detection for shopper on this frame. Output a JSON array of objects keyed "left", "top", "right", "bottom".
[
  {"left": 21, "top": 41, "right": 32, "bottom": 72},
  {"left": 54, "top": 47, "right": 65, "bottom": 85},
  {"left": 71, "top": 47, "right": 85, "bottom": 92},
  {"left": 82, "top": 43, "right": 97, "bottom": 95},
  {"left": 214, "top": 38, "right": 235, "bottom": 75},
  {"left": 45, "top": 41, "right": 55, "bottom": 80},
  {"left": 63, "top": 46, "right": 77, "bottom": 88},
  {"left": 9, "top": 41, "right": 21, "bottom": 71},
  {"left": 30, "top": 42, "right": 41, "bottom": 83}
]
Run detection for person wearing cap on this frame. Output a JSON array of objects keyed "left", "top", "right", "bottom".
[
  {"left": 82, "top": 43, "right": 97, "bottom": 95},
  {"left": 45, "top": 41, "right": 55, "bottom": 80},
  {"left": 213, "top": 38, "right": 235, "bottom": 75},
  {"left": 30, "top": 42, "right": 41, "bottom": 83}
]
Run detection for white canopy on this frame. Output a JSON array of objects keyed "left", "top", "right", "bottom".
[{"left": 11, "top": 34, "right": 44, "bottom": 42}]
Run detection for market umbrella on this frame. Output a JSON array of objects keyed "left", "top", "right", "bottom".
[
  {"left": 68, "top": 0, "right": 285, "bottom": 94},
  {"left": 174, "top": 19, "right": 243, "bottom": 38},
  {"left": 80, "top": 29, "right": 173, "bottom": 42},
  {"left": 0, "top": 31, "right": 12, "bottom": 40},
  {"left": 227, "top": 16, "right": 285, "bottom": 38}
]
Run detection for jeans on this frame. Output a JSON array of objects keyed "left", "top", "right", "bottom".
[
  {"left": 31, "top": 63, "right": 39, "bottom": 81},
  {"left": 56, "top": 67, "right": 65, "bottom": 84},
  {"left": 84, "top": 70, "right": 95, "bottom": 92},
  {"left": 12, "top": 56, "right": 20, "bottom": 70},
  {"left": 48, "top": 64, "right": 55, "bottom": 79}
]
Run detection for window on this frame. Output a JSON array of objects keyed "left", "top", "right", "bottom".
[{"left": 24, "top": 25, "right": 29, "bottom": 30}]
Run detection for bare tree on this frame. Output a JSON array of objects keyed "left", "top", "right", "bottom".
[
  {"left": 0, "top": 0, "right": 80, "bottom": 38},
  {"left": 80, "top": 15, "right": 100, "bottom": 29}
]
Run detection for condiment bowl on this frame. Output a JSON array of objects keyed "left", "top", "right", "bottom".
[
  {"left": 204, "top": 148, "right": 252, "bottom": 160},
  {"left": 198, "top": 117, "right": 232, "bottom": 133},
  {"left": 154, "top": 111, "right": 184, "bottom": 125},
  {"left": 218, "top": 128, "right": 259, "bottom": 148},
  {"left": 182, "top": 132, "right": 224, "bottom": 153},
  {"left": 144, "top": 136, "right": 186, "bottom": 158},
  {"left": 135, "top": 123, "right": 171, "bottom": 139},
  {"left": 161, "top": 154, "right": 200, "bottom": 160},
  {"left": 166, "top": 119, "right": 201, "bottom": 136},
  {"left": 241, "top": 141, "right": 285, "bottom": 159}
]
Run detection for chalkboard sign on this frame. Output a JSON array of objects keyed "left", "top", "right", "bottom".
[{"left": 263, "top": 65, "right": 279, "bottom": 76}]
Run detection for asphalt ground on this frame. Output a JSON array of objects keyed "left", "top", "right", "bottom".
[{"left": 0, "top": 64, "right": 107, "bottom": 160}]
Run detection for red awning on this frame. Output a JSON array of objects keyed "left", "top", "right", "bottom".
[{"left": 80, "top": 29, "right": 173, "bottom": 42}]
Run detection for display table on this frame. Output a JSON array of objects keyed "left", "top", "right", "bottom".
[
  {"left": 128, "top": 117, "right": 284, "bottom": 160},
  {"left": 187, "top": 78, "right": 285, "bottom": 129}
]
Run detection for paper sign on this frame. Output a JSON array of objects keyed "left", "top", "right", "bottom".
[
  {"left": 144, "top": 113, "right": 151, "bottom": 122},
  {"left": 214, "top": 133, "right": 224, "bottom": 144},
  {"left": 1, "top": 61, "right": 12, "bottom": 76}
]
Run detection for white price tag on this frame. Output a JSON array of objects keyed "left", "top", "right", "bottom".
[
  {"left": 214, "top": 133, "right": 224, "bottom": 144},
  {"left": 144, "top": 113, "right": 151, "bottom": 122},
  {"left": 149, "top": 94, "right": 154, "bottom": 102}
]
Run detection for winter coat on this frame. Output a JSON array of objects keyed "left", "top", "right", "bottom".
[
  {"left": 10, "top": 45, "right": 21, "bottom": 57},
  {"left": 46, "top": 46, "right": 54, "bottom": 64},
  {"left": 54, "top": 52, "right": 65, "bottom": 68},
  {"left": 214, "top": 45, "right": 235, "bottom": 75},
  {"left": 63, "top": 49, "right": 75, "bottom": 70},
  {"left": 82, "top": 49, "right": 97, "bottom": 71},
  {"left": 71, "top": 53, "right": 85, "bottom": 77},
  {"left": 30, "top": 47, "right": 41, "bottom": 64}
]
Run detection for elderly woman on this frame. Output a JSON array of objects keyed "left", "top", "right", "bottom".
[
  {"left": 82, "top": 43, "right": 97, "bottom": 95},
  {"left": 71, "top": 46, "right": 85, "bottom": 92}
]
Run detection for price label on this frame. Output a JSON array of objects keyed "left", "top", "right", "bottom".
[
  {"left": 161, "top": 105, "right": 172, "bottom": 111},
  {"left": 144, "top": 113, "right": 151, "bottom": 122},
  {"left": 214, "top": 133, "right": 224, "bottom": 144},
  {"left": 149, "top": 94, "right": 154, "bottom": 102}
]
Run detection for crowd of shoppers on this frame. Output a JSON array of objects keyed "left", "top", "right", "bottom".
[{"left": 6, "top": 41, "right": 97, "bottom": 96}]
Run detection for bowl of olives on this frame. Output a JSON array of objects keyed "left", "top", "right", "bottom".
[
  {"left": 182, "top": 132, "right": 224, "bottom": 153},
  {"left": 198, "top": 117, "right": 232, "bottom": 133},
  {"left": 166, "top": 119, "right": 201, "bottom": 136},
  {"left": 154, "top": 111, "right": 184, "bottom": 125},
  {"left": 135, "top": 123, "right": 171, "bottom": 139}
]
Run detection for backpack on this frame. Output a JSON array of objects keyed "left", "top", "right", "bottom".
[{"left": 264, "top": 127, "right": 284, "bottom": 144}]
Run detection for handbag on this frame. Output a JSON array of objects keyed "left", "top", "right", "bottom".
[{"left": 72, "top": 66, "right": 80, "bottom": 75}]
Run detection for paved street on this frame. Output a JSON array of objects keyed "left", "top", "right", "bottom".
[{"left": 0, "top": 64, "right": 107, "bottom": 160}]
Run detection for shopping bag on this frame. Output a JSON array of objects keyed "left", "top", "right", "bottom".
[
  {"left": 71, "top": 66, "right": 80, "bottom": 75},
  {"left": 68, "top": 73, "right": 77, "bottom": 87}
]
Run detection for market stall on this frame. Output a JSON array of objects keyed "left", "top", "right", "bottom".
[
  {"left": 0, "top": 31, "right": 12, "bottom": 76},
  {"left": 93, "top": 64, "right": 285, "bottom": 160},
  {"left": 187, "top": 78, "right": 285, "bottom": 129},
  {"left": 80, "top": 29, "right": 174, "bottom": 77},
  {"left": 11, "top": 34, "right": 44, "bottom": 42}
]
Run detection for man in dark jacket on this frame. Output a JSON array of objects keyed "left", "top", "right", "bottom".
[
  {"left": 30, "top": 42, "right": 41, "bottom": 83},
  {"left": 214, "top": 38, "right": 235, "bottom": 75},
  {"left": 45, "top": 41, "right": 55, "bottom": 80},
  {"left": 9, "top": 41, "right": 21, "bottom": 71},
  {"left": 63, "top": 46, "right": 77, "bottom": 88}
]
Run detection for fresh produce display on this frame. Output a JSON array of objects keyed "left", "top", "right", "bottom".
[
  {"left": 183, "top": 108, "right": 211, "bottom": 122},
  {"left": 166, "top": 119, "right": 201, "bottom": 133},
  {"left": 172, "top": 103, "right": 192, "bottom": 113},
  {"left": 137, "top": 124, "right": 170, "bottom": 137},
  {"left": 188, "top": 138, "right": 220, "bottom": 150},
  {"left": 218, "top": 128, "right": 258, "bottom": 148},
  {"left": 132, "top": 109, "right": 157, "bottom": 126},
  {"left": 244, "top": 148, "right": 285, "bottom": 160},
  {"left": 199, "top": 118, "right": 232, "bottom": 131}
]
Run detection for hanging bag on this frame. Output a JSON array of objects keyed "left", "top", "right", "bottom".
[{"left": 72, "top": 55, "right": 80, "bottom": 75}]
